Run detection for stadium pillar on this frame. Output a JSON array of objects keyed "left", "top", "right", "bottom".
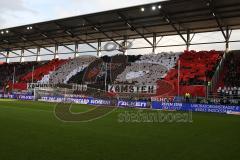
[
  {"left": 20, "top": 49, "right": 24, "bottom": 63},
  {"left": 36, "top": 47, "right": 40, "bottom": 61},
  {"left": 152, "top": 33, "right": 157, "bottom": 54},
  {"left": 123, "top": 36, "right": 128, "bottom": 55},
  {"left": 186, "top": 30, "right": 191, "bottom": 51},
  {"left": 74, "top": 42, "right": 79, "bottom": 58},
  {"left": 6, "top": 51, "right": 9, "bottom": 63},
  {"left": 97, "top": 39, "right": 101, "bottom": 57},
  {"left": 225, "top": 26, "right": 230, "bottom": 52},
  {"left": 54, "top": 44, "right": 59, "bottom": 59}
]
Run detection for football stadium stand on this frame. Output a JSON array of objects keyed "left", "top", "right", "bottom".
[
  {"left": 217, "top": 51, "right": 240, "bottom": 97},
  {"left": 5, "top": 59, "right": 67, "bottom": 90},
  {"left": 20, "top": 59, "right": 67, "bottom": 83},
  {"left": 68, "top": 54, "right": 140, "bottom": 85},
  {"left": 164, "top": 50, "right": 223, "bottom": 96},
  {"left": 115, "top": 52, "right": 181, "bottom": 85},
  {"left": 0, "top": 0, "right": 239, "bottom": 105},
  {"left": 49, "top": 56, "right": 97, "bottom": 84},
  {"left": 0, "top": 50, "right": 224, "bottom": 98},
  {"left": 0, "top": 61, "right": 46, "bottom": 89}
]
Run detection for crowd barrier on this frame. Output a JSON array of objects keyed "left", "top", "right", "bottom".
[{"left": 1, "top": 93, "right": 240, "bottom": 115}]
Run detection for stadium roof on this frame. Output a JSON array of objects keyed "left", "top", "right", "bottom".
[{"left": 0, "top": 0, "right": 240, "bottom": 52}]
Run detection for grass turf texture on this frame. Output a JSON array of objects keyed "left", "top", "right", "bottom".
[{"left": 0, "top": 100, "right": 239, "bottom": 160}]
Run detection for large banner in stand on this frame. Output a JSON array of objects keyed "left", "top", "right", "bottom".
[
  {"left": 108, "top": 84, "right": 156, "bottom": 94},
  {"left": 27, "top": 83, "right": 55, "bottom": 90}
]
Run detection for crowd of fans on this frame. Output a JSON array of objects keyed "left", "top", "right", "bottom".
[
  {"left": 163, "top": 50, "right": 222, "bottom": 97},
  {"left": 68, "top": 54, "right": 141, "bottom": 85},
  {"left": 217, "top": 87, "right": 240, "bottom": 98},
  {"left": 0, "top": 61, "right": 45, "bottom": 89},
  {"left": 49, "top": 56, "right": 96, "bottom": 84},
  {"left": 165, "top": 50, "right": 222, "bottom": 86},
  {"left": 20, "top": 59, "right": 67, "bottom": 83},
  {"left": 0, "top": 50, "right": 235, "bottom": 100},
  {"left": 115, "top": 52, "right": 180, "bottom": 85},
  {"left": 217, "top": 51, "right": 240, "bottom": 97}
]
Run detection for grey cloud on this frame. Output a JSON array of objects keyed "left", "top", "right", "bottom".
[
  {"left": 0, "top": 0, "right": 38, "bottom": 13},
  {"left": 0, "top": 0, "right": 37, "bottom": 28}
]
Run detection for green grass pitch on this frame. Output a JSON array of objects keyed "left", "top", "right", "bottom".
[{"left": 0, "top": 100, "right": 239, "bottom": 160}]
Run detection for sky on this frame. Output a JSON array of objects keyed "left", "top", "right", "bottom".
[
  {"left": 0, "top": 0, "right": 240, "bottom": 62},
  {"left": 0, "top": 0, "right": 162, "bottom": 29}
]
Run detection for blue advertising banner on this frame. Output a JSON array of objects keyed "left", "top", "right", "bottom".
[
  {"left": 40, "top": 97, "right": 147, "bottom": 108},
  {"left": 40, "top": 96, "right": 147, "bottom": 108},
  {"left": 39, "top": 96, "right": 112, "bottom": 106},
  {"left": 118, "top": 100, "right": 147, "bottom": 108},
  {"left": 152, "top": 101, "right": 240, "bottom": 114},
  {"left": 0, "top": 93, "right": 34, "bottom": 100}
]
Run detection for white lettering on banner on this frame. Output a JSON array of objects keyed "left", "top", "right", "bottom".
[
  {"left": 162, "top": 103, "right": 183, "bottom": 107},
  {"left": 72, "top": 84, "right": 88, "bottom": 91},
  {"left": 118, "top": 101, "right": 147, "bottom": 108},
  {"left": 108, "top": 85, "right": 156, "bottom": 94},
  {"left": 27, "top": 83, "right": 55, "bottom": 90},
  {"left": 151, "top": 96, "right": 175, "bottom": 102}
]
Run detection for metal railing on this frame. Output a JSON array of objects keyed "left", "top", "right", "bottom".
[{"left": 208, "top": 51, "right": 228, "bottom": 93}]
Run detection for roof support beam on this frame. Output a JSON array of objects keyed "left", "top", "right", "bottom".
[
  {"left": 160, "top": 9, "right": 187, "bottom": 44},
  {"left": 186, "top": 30, "right": 191, "bottom": 51},
  {"left": 1, "top": 41, "right": 37, "bottom": 55},
  {"left": 6, "top": 30, "right": 55, "bottom": 55},
  {"left": 54, "top": 22, "right": 97, "bottom": 51},
  {"left": 25, "top": 49, "right": 37, "bottom": 55},
  {"left": 62, "top": 45, "right": 74, "bottom": 52},
  {"left": 207, "top": 0, "right": 228, "bottom": 40},
  {"left": 6, "top": 51, "right": 9, "bottom": 63},
  {"left": 36, "top": 47, "right": 40, "bottom": 61},
  {"left": 54, "top": 44, "right": 59, "bottom": 59},
  {"left": 0, "top": 45, "right": 20, "bottom": 56},
  {"left": 212, "top": 12, "right": 227, "bottom": 40},
  {"left": 34, "top": 25, "right": 75, "bottom": 53},
  {"left": 0, "top": 52, "right": 6, "bottom": 57},
  {"left": 74, "top": 42, "right": 79, "bottom": 58},
  {"left": 29, "top": 40, "right": 55, "bottom": 54},
  {"left": 117, "top": 12, "right": 153, "bottom": 47},
  {"left": 20, "top": 49, "right": 24, "bottom": 63},
  {"left": 225, "top": 26, "right": 232, "bottom": 52},
  {"left": 152, "top": 33, "right": 157, "bottom": 53},
  {"left": 207, "top": 1, "right": 233, "bottom": 51},
  {"left": 123, "top": 36, "right": 128, "bottom": 55},
  {"left": 10, "top": 51, "right": 20, "bottom": 56},
  {"left": 2, "top": 42, "right": 37, "bottom": 56},
  {"left": 83, "top": 17, "right": 123, "bottom": 48},
  {"left": 156, "top": 36, "right": 164, "bottom": 46},
  {"left": 75, "top": 35, "right": 97, "bottom": 50},
  {"left": 97, "top": 39, "right": 101, "bottom": 57}
]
